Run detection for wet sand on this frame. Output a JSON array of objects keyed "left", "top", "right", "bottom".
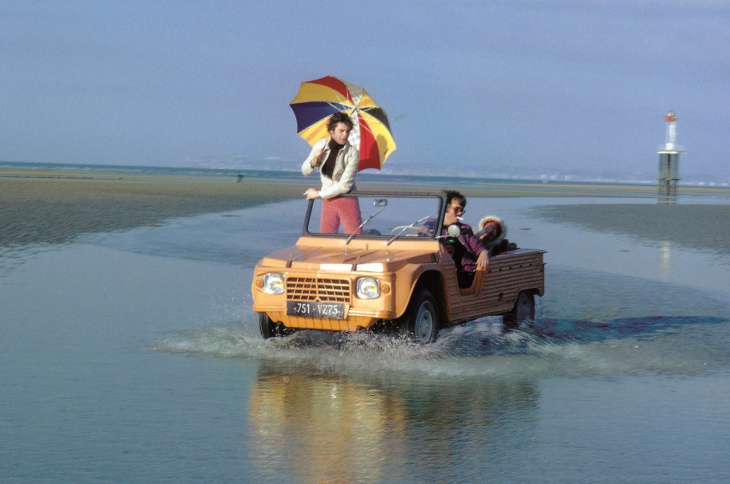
[
  {"left": 0, "top": 169, "right": 304, "bottom": 245},
  {"left": 3, "top": 166, "right": 729, "bottom": 252},
  {"left": 534, "top": 203, "right": 730, "bottom": 256}
]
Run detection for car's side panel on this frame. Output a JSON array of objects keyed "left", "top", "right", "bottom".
[{"left": 442, "top": 250, "right": 545, "bottom": 324}]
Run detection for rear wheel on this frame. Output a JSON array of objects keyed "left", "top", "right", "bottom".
[
  {"left": 406, "top": 289, "right": 440, "bottom": 343},
  {"left": 503, "top": 290, "right": 535, "bottom": 328}
]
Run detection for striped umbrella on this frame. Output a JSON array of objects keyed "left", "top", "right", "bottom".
[{"left": 289, "top": 76, "right": 396, "bottom": 171}]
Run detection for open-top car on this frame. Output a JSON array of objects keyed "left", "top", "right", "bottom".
[{"left": 251, "top": 190, "right": 545, "bottom": 343}]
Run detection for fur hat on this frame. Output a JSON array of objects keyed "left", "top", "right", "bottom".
[{"left": 476, "top": 215, "right": 506, "bottom": 246}]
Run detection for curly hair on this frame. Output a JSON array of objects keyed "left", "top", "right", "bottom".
[
  {"left": 327, "top": 111, "right": 354, "bottom": 131},
  {"left": 444, "top": 190, "right": 466, "bottom": 209}
]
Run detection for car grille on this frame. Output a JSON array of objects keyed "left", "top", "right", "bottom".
[{"left": 286, "top": 277, "right": 350, "bottom": 303}]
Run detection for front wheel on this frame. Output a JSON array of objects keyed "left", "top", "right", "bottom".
[
  {"left": 259, "top": 313, "right": 290, "bottom": 339},
  {"left": 503, "top": 290, "right": 535, "bottom": 328},
  {"left": 406, "top": 289, "right": 440, "bottom": 343}
]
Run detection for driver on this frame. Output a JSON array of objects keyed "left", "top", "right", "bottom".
[{"left": 423, "top": 191, "right": 488, "bottom": 287}]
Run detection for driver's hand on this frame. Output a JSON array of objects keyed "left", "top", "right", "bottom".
[{"left": 476, "top": 250, "right": 489, "bottom": 269}]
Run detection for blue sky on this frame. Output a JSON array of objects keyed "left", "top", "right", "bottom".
[{"left": 2, "top": 1, "right": 729, "bottom": 183}]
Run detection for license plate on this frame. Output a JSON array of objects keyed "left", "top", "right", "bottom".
[{"left": 287, "top": 301, "right": 345, "bottom": 319}]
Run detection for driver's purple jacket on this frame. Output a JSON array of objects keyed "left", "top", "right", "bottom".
[{"left": 423, "top": 219, "right": 486, "bottom": 273}]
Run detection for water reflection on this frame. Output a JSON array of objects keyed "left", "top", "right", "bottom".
[
  {"left": 247, "top": 364, "right": 539, "bottom": 480},
  {"left": 659, "top": 240, "right": 671, "bottom": 280},
  {"left": 657, "top": 193, "right": 678, "bottom": 205}
]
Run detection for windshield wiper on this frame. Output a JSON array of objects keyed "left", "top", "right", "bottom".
[
  {"left": 386, "top": 215, "right": 431, "bottom": 246},
  {"left": 345, "top": 206, "right": 386, "bottom": 244}
]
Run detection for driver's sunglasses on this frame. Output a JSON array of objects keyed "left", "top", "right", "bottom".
[{"left": 450, "top": 205, "right": 465, "bottom": 215}]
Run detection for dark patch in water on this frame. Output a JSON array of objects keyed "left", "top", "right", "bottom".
[{"left": 526, "top": 315, "right": 728, "bottom": 343}]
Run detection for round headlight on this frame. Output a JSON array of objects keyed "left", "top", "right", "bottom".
[
  {"left": 357, "top": 278, "right": 380, "bottom": 299},
  {"left": 263, "top": 273, "right": 285, "bottom": 294}
]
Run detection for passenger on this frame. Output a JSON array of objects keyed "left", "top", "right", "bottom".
[
  {"left": 477, "top": 216, "right": 505, "bottom": 255},
  {"left": 476, "top": 215, "right": 517, "bottom": 255},
  {"left": 301, "top": 112, "right": 363, "bottom": 234},
  {"left": 423, "top": 191, "right": 488, "bottom": 288}
]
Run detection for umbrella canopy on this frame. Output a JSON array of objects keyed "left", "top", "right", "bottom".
[{"left": 290, "top": 76, "right": 396, "bottom": 171}]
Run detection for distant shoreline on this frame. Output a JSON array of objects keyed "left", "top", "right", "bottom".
[
  {"left": 4, "top": 160, "right": 730, "bottom": 190},
  {"left": 2, "top": 165, "right": 729, "bottom": 247}
]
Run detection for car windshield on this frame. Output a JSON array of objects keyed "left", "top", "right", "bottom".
[{"left": 305, "top": 193, "right": 443, "bottom": 240}]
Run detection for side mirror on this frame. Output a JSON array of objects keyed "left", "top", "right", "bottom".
[{"left": 445, "top": 224, "right": 460, "bottom": 244}]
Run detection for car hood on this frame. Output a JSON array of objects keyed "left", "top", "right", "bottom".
[{"left": 257, "top": 239, "right": 439, "bottom": 273}]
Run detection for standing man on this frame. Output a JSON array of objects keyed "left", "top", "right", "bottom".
[{"left": 301, "top": 112, "right": 363, "bottom": 234}]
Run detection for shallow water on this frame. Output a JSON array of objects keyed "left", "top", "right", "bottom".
[{"left": 2, "top": 196, "right": 729, "bottom": 483}]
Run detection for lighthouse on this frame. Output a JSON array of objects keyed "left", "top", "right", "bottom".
[{"left": 657, "top": 110, "right": 685, "bottom": 198}]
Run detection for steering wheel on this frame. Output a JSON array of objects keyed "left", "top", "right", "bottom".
[{"left": 390, "top": 225, "right": 421, "bottom": 235}]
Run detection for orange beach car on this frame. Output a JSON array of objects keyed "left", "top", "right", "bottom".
[{"left": 252, "top": 190, "right": 545, "bottom": 343}]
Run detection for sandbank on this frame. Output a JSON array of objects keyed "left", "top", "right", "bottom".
[
  {"left": 0, "top": 169, "right": 305, "bottom": 246},
  {"left": 534, "top": 203, "right": 730, "bottom": 256},
  {"left": 3, "top": 166, "right": 729, "bottom": 250}
]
